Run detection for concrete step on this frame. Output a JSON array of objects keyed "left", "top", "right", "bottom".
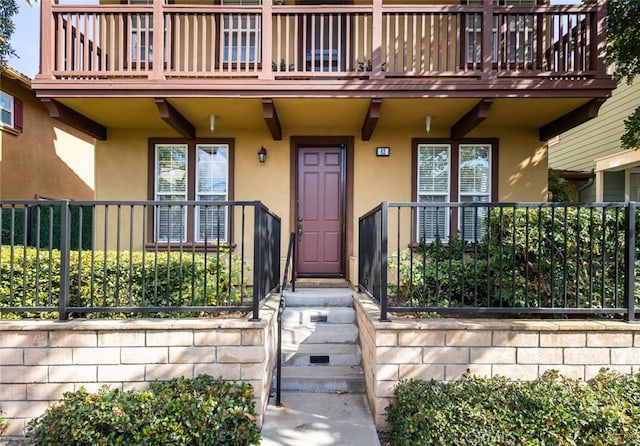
[
  {"left": 285, "top": 289, "right": 353, "bottom": 307},
  {"left": 281, "top": 307, "right": 355, "bottom": 325},
  {"left": 283, "top": 343, "right": 361, "bottom": 367},
  {"left": 280, "top": 365, "right": 366, "bottom": 393},
  {"left": 282, "top": 323, "right": 358, "bottom": 345}
]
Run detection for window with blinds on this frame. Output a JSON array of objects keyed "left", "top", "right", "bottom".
[
  {"left": 153, "top": 142, "right": 230, "bottom": 244},
  {"left": 221, "top": 0, "right": 261, "bottom": 64},
  {"left": 128, "top": 0, "right": 154, "bottom": 64},
  {"left": 465, "top": 0, "right": 536, "bottom": 65},
  {"left": 416, "top": 142, "right": 493, "bottom": 243},
  {"left": 156, "top": 144, "right": 188, "bottom": 242},
  {"left": 1, "top": 91, "right": 14, "bottom": 128},
  {"left": 459, "top": 144, "right": 491, "bottom": 241},
  {"left": 196, "top": 145, "right": 228, "bottom": 242},
  {"left": 417, "top": 144, "right": 451, "bottom": 241}
]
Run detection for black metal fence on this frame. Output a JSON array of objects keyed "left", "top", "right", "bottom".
[
  {"left": 0, "top": 200, "right": 281, "bottom": 321},
  {"left": 359, "top": 202, "right": 639, "bottom": 321}
]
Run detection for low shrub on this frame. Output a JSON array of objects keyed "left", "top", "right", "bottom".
[
  {"left": 25, "top": 375, "right": 260, "bottom": 446},
  {"left": 0, "top": 246, "right": 249, "bottom": 319},
  {"left": 386, "top": 370, "right": 640, "bottom": 446}
]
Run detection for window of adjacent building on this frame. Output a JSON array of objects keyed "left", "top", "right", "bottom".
[
  {"left": 415, "top": 140, "right": 496, "bottom": 242},
  {"left": 629, "top": 169, "right": 640, "bottom": 202},
  {"left": 0, "top": 92, "right": 14, "bottom": 127},
  {"left": 151, "top": 140, "right": 232, "bottom": 244},
  {"left": 221, "top": 0, "right": 261, "bottom": 64},
  {"left": 0, "top": 91, "right": 22, "bottom": 132}
]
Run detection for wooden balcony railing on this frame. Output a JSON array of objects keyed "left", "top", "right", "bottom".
[{"left": 39, "top": 0, "right": 607, "bottom": 81}]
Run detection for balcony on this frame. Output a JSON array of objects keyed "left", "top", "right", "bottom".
[{"left": 37, "top": 0, "right": 609, "bottom": 85}]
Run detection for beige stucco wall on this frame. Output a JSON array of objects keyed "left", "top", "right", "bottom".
[
  {"left": 0, "top": 73, "right": 95, "bottom": 201},
  {"left": 94, "top": 120, "right": 547, "bottom": 285}
]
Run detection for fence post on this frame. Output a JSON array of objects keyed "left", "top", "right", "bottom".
[
  {"left": 624, "top": 202, "right": 636, "bottom": 322},
  {"left": 58, "top": 200, "right": 71, "bottom": 321},
  {"left": 380, "top": 202, "right": 389, "bottom": 322},
  {"left": 251, "top": 201, "right": 262, "bottom": 321}
]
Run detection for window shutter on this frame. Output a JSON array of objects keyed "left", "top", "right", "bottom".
[{"left": 14, "top": 97, "right": 23, "bottom": 132}]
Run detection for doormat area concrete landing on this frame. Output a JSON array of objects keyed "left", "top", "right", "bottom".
[
  {"left": 294, "top": 279, "right": 352, "bottom": 288},
  {"left": 260, "top": 392, "right": 381, "bottom": 446}
]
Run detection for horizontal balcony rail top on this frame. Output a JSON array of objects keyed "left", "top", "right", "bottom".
[
  {"left": 358, "top": 201, "right": 639, "bottom": 321},
  {"left": 0, "top": 200, "right": 281, "bottom": 321},
  {"left": 38, "top": 0, "right": 607, "bottom": 81}
]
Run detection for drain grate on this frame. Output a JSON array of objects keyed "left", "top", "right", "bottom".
[
  {"left": 309, "top": 315, "right": 328, "bottom": 323},
  {"left": 310, "top": 355, "right": 330, "bottom": 364}
]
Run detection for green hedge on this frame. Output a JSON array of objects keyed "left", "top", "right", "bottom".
[
  {"left": 389, "top": 207, "right": 640, "bottom": 310},
  {"left": 0, "top": 246, "right": 248, "bottom": 318},
  {"left": 1, "top": 204, "right": 93, "bottom": 250},
  {"left": 386, "top": 370, "right": 640, "bottom": 446},
  {"left": 25, "top": 375, "right": 261, "bottom": 446}
]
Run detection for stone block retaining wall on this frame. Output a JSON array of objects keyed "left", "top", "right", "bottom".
[
  {"left": 355, "top": 294, "right": 640, "bottom": 431},
  {"left": 0, "top": 297, "right": 277, "bottom": 442}
]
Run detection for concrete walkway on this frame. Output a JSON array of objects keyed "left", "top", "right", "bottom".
[{"left": 260, "top": 392, "right": 381, "bottom": 446}]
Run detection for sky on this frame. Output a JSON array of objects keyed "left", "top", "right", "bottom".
[
  {"left": 8, "top": 0, "right": 580, "bottom": 80},
  {"left": 8, "top": 1, "right": 41, "bottom": 78}
]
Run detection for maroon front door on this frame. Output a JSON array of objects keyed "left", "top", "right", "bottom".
[{"left": 296, "top": 146, "right": 344, "bottom": 276}]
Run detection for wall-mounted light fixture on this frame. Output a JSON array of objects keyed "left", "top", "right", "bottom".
[
  {"left": 425, "top": 115, "right": 432, "bottom": 134},
  {"left": 209, "top": 114, "right": 216, "bottom": 133},
  {"left": 258, "top": 146, "right": 267, "bottom": 163}
]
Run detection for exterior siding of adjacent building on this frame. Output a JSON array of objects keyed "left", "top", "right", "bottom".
[{"left": 549, "top": 79, "right": 640, "bottom": 172}]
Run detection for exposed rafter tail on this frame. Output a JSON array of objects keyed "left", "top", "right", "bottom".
[
  {"left": 41, "top": 98, "right": 107, "bottom": 140},
  {"left": 154, "top": 98, "right": 195, "bottom": 139},
  {"left": 539, "top": 98, "right": 606, "bottom": 141},
  {"left": 450, "top": 98, "right": 493, "bottom": 140},
  {"left": 361, "top": 98, "right": 382, "bottom": 141},
  {"left": 262, "top": 98, "right": 282, "bottom": 141}
]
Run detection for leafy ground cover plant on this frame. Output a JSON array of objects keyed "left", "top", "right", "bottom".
[
  {"left": 25, "top": 375, "right": 260, "bottom": 446},
  {"left": 386, "top": 370, "right": 640, "bottom": 446}
]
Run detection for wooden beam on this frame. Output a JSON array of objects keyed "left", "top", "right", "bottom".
[
  {"left": 41, "top": 99, "right": 107, "bottom": 140},
  {"left": 450, "top": 98, "right": 493, "bottom": 140},
  {"left": 361, "top": 98, "right": 382, "bottom": 141},
  {"left": 154, "top": 98, "right": 195, "bottom": 139},
  {"left": 539, "top": 98, "right": 606, "bottom": 141},
  {"left": 262, "top": 98, "right": 282, "bottom": 141}
]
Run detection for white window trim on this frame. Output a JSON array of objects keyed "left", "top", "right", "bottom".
[
  {"left": 458, "top": 144, "right": 492, "bottom": 242},
  {"left": 626, "top": 167, "right": 640, "bottom": 202},
  {"left": 0, "top": 91, "right": 15, "bottom": 129},
  {"left": 195, "top": 144, "right": 229, "bottom": 243},
  {"left": 417, "top": 143, "right": 452, "bottom": 241},
  {"left": 155, "top": 144, "right": 188, "bottom": 243},
  {"left": 416, "top": 141, "right": 495, "bottom": 243},
  {"left": 152, "top": 141, "right": 231, "bottom": 244}
]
